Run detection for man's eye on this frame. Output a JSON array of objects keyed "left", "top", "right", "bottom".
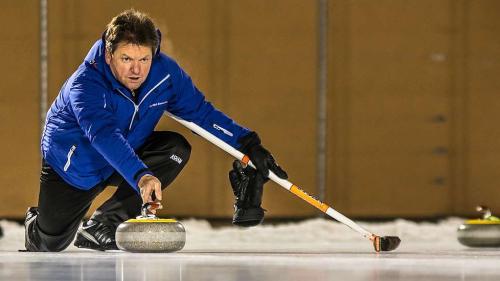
[
  {"left": 140, "top": 58, "right": 150, "bottom": 63},
  {"left": 121, "top": 57, "right": 131, "bottom": 62}
]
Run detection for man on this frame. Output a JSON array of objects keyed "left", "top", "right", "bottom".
[{"left": 25, "top": 9, "right": 287, "bottom": 252}]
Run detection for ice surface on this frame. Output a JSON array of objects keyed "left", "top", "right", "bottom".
[{"left": 1, "top": 218, "right": 500, "bottom": 281}]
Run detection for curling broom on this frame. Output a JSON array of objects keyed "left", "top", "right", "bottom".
[{"left": 165, "top": 112, "right": 401, "bottom": 252}]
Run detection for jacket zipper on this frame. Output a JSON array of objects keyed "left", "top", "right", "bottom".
[
  {"left": 116, "top": 74, "right": 170, "bottom": 131},
  {"left": 63, "top": 145, "right": 76, "bottom": 172}
]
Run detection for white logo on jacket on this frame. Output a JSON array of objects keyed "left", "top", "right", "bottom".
[
  {"left": 213, "top": 124, "right": 234, "bottom": 137},
  {"left": 149, "top": 101, "right": 168, "bottom": 108}
]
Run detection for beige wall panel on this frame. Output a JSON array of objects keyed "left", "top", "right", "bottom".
[
  {"left": 328, "top": 0, "right": 453, "bottom": 217},
  {"left": 214, "top": 0, "right": 318, "bottom": 217},
  {"left": 8, "top": 1, "right": 500, "bottom": 219},
  {"left": 0, "top": 2, "right": 40, "bottom": 217},
  {"left": 327, "top": 0, "right": 350, "bottom": 212},
  {"left": 464, "top": 0, "right": 500, "bottom": 214}
]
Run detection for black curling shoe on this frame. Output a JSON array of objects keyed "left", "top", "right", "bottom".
[
  {"left": 24, "top": 207, "right": 40, "bottom": 251},
  {"left": 74, "top": 220, "right": 118, "bottom": 251}
]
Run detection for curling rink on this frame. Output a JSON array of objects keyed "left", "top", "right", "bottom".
[{"left": 1, "top": 218, "right": 500, "bottom": 281}]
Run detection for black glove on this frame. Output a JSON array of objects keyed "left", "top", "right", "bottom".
[
  {"left": 238, "top": 132, "right": 288, "bottom": 179},
  {"left": 229, "top": 160, "right": 268, "bottom": 227}
]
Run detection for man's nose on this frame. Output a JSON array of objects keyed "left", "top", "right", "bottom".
[{"left": 131, "top": 62, "right": 140, "bottom": 74}]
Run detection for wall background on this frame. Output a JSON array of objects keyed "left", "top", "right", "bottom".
[{"left": 1, "top": 0, "right": 499, "bottom": 219}]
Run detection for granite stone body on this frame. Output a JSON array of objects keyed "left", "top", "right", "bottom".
[
  {"left": 116, "top": 219, "right": 186, "bottom": 252},
  {"left": 457, "top": 223, "right": 500, "bottom": 247}
]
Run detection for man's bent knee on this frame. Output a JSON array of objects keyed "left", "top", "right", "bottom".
[
  {"left": 166, "top": 132, "right": 191, "bottom": 166},
  {"left": 148, "top": 132, "right": 191, "bottom": 158}
]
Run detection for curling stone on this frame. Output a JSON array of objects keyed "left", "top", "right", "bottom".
[
  {"left": 457, "top": 206, "right": 500, "bottom": 247},
  {"left": 115, "top": 203, "right": 186, "bottom": 253}
]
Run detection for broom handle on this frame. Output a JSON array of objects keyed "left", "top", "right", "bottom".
[{"left": 165, "top": 112, "right": 373, "bottom": 238}]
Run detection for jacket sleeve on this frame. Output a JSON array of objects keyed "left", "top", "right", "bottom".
[
  {"left": 69, "top": 78, "right": 151, "bottom": 193},
  {"left": 165, "top": 61, "right": 251, "bottom": 149}
]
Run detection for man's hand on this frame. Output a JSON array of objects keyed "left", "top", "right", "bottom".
[
  {"left": 138, "top": 174, "right": 162, "bottom": 204},
  {"left": 238, "top": 132, "right": 288, "bottom": 179},
  {"left": 247, "top": 144, "right": 288, "bottom": 179}
]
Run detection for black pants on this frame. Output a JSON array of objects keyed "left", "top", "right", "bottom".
[{"left": 30, "top": 131, "right": 191, "bottom": 252}]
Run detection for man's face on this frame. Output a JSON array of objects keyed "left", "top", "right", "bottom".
[{"left": 105, "top": 42, "right": 153, "bottom": 91}]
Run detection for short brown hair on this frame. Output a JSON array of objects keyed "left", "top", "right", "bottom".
[{"left": 105, "top": 9, "right": 159, "bottom": 55}]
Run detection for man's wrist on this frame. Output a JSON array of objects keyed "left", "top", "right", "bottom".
[{"left": 238, "top": 131, "right": 261, "bottom": 154}]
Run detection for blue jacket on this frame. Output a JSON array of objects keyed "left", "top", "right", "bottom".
[{"left": 41, "top": 34, "right": 250, "bottom": 192}]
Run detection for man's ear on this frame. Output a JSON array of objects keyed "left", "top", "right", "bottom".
[{"left": 105, "top": 50, "right": 111, "bottom": 65}]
